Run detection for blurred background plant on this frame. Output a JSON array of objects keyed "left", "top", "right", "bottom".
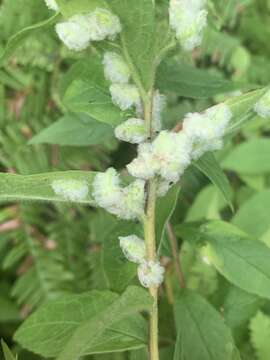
[{"left": 0, "top": 0, "right": 270, "bottom": 359}]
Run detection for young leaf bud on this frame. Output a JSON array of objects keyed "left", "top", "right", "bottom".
[
  {"left": 103, "top": 52, "right": 130, "bottom": 84},
  {"left": 115, "top": 118, "right": 147, "bottom": 144},
  {"left": 137, "top": 260, "right": 165, "bottom": 288},
  {"left": 51, "top": 179, "right": 89, "bottom": 202},
  {"left": 110, "top": 83, "right": 141, "bottom": 111},
  {"left": 254, "top": 90, "right": 270, "bottom": 118},
  {"left": 119, "top": 235, "right": 146, "bottom": 264}
]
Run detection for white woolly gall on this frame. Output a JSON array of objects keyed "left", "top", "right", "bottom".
[
  {"left": 119, "top": 235, "right": 146, "bottom": 264},
  {"left": 44, "top": 0, "right": 59, "bottom": 11},
  {"left": 137, "top": 260, "right": 165, "bottom": 288},
  {"left": 92, "top": 169, "right": 146, "bottom": 220},
  {"left": 110, "top": 83, "right": 141, "bottom": 111},
  {"left": 127, "top": 143, "right": 158, "bottom": 180},
  {"left": 152, "top": 131, "right": 192, "bottom": 183},
  {"left": 127, "top": 131, "right": 192, "bottom": 184},
  {"left": 115, "top": 118, "right": 147, "bottom": 144},
  {"left": 183, "top": 103, "right": 232, "bottom": 160},
  {"left": 120, "top": 179, "right": 146, "bottom": 220},
  {"left": 169, "top": 0, "right": 207, "bottom": 51},
  {"left": 103, "top": 52, "right": 130, "bottom": 84},
  {"left": 92, "top": 168, "right": 123, "bottom": 215},
  {"left": 55, "top": 15, "right": 91, "bottom": 51},
  {"left": 52, "top": 179, "right": 89, "bottom": 202},
  {"left": 254, "top": 90, "right": 270, "bottom": 118},
  {"left": 156, "top": 180, "right": 173, "bottom": 197},
  {"left": 87, "top": 8, "right": 121, "bottom": 41}
]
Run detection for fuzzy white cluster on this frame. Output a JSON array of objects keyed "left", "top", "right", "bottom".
[
  {"left": 115, "top": 118, "right": 147, "bottom": 144},
  {"left": 110, "top": 83, "right": 141, "bottom": 111},
  {"left": 103, "top": 52, "right": 131, "bottom": 84},
  {"left": 52, "top": 179, "right": 89, "bottom": 201},
  {"left": 56, "top": 15, "right": 92, "bottom": 51},
  {"left": 183, "top": 103, "right": 232, "bottom": 159},
  {"left": 254, "top": 90, "right": 270, "bottom": 118},
  {"left": 152, "top": 90, "right": 166, "bottom": 132},
  {"left": 55, "top": 8, "right": 121, "bottom": 51},
  {"left": 92, "top": 168, "right": 145, "bottom": 220},
  {"left": 127, "top": 131, "right": 191, "bottom": 184},
  {"left": 169, "top": 0, "right": 208, "bottom": 51},
  {"left": 127, "top": 103, "right": 232, "bottom": 193},
  {"left": 44, "top": 0, "right": 59, "bottom": 11},
  {"left": 137, "top": 260, "right": 165, "bottom": 288},
  {"left": 119, "top": 235, "right": 146, "bottom": 264}
]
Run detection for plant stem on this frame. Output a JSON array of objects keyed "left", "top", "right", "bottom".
[
  {"left": 166, "top": 222, "right": 186, "bottom": 289},
  {"left": 143, "top": 93, "right": 160, "bottom": 360}
]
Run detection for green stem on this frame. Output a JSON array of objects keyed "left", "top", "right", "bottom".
[{"left": 143, "top": 93, "right": 159, "bottom": 360}]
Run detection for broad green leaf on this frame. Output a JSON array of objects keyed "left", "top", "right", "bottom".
[
  {"left": 130, "top": 348, "right": 148, "bottom": 360},
  {"left": 222, "top": 138, "right": 270, "bottom": 175},
  {"left": 29, "top": 113, "right": 114, "bottom": 146},
  {"left": 102, "top": 222, "right": 139, "bottom": 292},
  {"left": 203, "top": 221, "right": 270, "bottom": 300},
  {"left": 0, "top": 13, "right": 59, "bottom": 65},
  {"left": 0, "top": 171, "right": 96, "bottom": 204},
  {"left": 15, "top": 288, "right": 150, "bottom": 358},
  {"left": 195, "top": 152, "right": 233, "bottom": 211},
  {"left": 226, "top": 88, "right": 267, "bottom": 133},
  {"left": 1, "top": 340, "right": 17, "bottom": 360},
  {"left": 157, "top": 60, "right": 241, "bottom": 99},
  {"left": 186, "top": 185, "right": 229, "bottom": 221},
  {"left": 57, "top": 0, "right": 108, "bottom": 18},
  {"left": 157, "top": 185, "right": 181, "bottom": 254},
  {"left": 250, "top": 311, "right": 270, "bottom": 360},
  {"left": 0, "top": 296, "right": 20, "bottom": 323},
  {"left": 174, "top": 290, "right": 235, "bottom": 360},
  {"left": 110, "top": 0, "right": 156, "bottom": 91},
  {"left": 56, "top": 286, "right": 152, "bottom": 360},
  {"left": 63, "top": 57, "right": 126, "bottom": 126},
  {"left": 232, "top": 190, "right": 270, "bottom": 246},
  {"left": 223, "top": 286, "right": 261, "bottom": 329}
]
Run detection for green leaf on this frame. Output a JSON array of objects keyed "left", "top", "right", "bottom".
[
  {"left": 29, "top": 113, "right": 114, "bottom": 146},
  {"left": 186, "top": 185, "right": 229, "bottom": 221},
  {"left": 102, "top": 222, "right": 139, "bottom": 292},
  {"left": 1, "top": 340, "right": 17, "bottom": 360},
  {"left": 0, "top": 13, "right": 59, "bottom": 65},
  {"left": 173, "top": 290, "right": 235, "bottom": 360},
  {"left": 223, "top": 286, "right": 261, "bottom": 329},
  {"left": 157, "top": 185, "right": 181, "bottom": 254},
  {"left": 203, "top": 221, "right": 270, "bottom": 300},
  {"left": 232, "top": 190, "right": 270, "bottom": 246},
  {"left": 57, "top": 0, "right": 108, "bottom": 18},
  {"left": 222, "top": 138, "right": 270, "bottom": 175},
  {"left": 250, "top": 311, "right": 270, "bottom": 360},
  {"left": 63, "top": 57, "right": 126, "bottom": 126},
  {"left": 157, "top": 60, "right": 241, "bottom": 99},
  {"left": 0, "top": 171, "right": 96, "bottom": 204},
  {"left": 195, "top": 152, "right": 233, "bottom": 211},
  {"left": 226, "top": 88, "right": 267, "bottom": 134},
  {"left": 0, "top": 296, "right": 20, "bottom": 323},
  {"left": 110, "top": 0, "right": 156, "bottom": 91},
  {"left": 15, "top": 287, "right": 151, "bottom": 358}
]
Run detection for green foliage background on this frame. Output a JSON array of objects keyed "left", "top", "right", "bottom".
[{"left": 0, "top": 0, "right": 270, "bottom": 359}]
